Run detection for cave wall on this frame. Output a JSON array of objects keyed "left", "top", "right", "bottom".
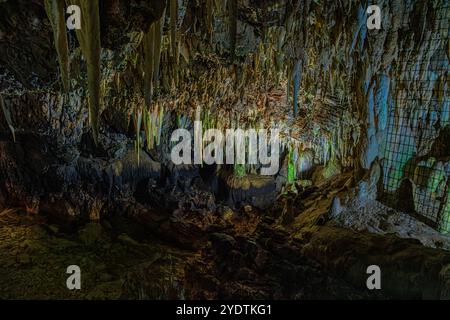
[
  {"left": 280, "top": 0, "right": 449, "bottom": 232},
  {"left": 0, "top": 0, "right": 448, "bottom": 230},
  {"left": 361, "top": 1, "right": 449, "bottom": 231}
]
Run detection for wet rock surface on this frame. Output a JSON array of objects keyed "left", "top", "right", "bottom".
[
  {"left": 0, "top": 209, "right": 188, "bottom": 299},
  {"left": 185, "top": 224, "right": 382, "bottom": 299},
  {"left": 0, "top": 0, "right": 449, "bottom": 300},
  {"left": 0, "top": 123, "right": 449, "bottom": 299},
  {"left": 0, "top": 114, "right": 449, "bottom": 299},
  {"left": 2, "top": 164, "right": 450, "bottom": 300}
]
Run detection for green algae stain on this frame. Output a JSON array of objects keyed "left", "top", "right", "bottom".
[{"left": 287, "top": 147, "right": 296, "bottom": 183}]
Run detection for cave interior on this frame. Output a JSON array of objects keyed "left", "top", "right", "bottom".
[{"left": 0, "top": 0, "right": 449, "bottom": 300}]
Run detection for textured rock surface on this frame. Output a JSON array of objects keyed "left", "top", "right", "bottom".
[
  {"left": 0, "top": 0, "right": 166, "bottom": 89},
  {"left": 0, "top": 209, "right": 188, "bottom": 299},
  {"left": 0, "top": 0, "right": 449, "bottom": 300}
]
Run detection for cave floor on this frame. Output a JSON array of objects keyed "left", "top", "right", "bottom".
[
  {"left": 0, "top": 209, "right": 190, "bottom": 299},
  {"left": 1, "top": 172, "right": 450, "bottom": 299},
  {"left": 0, "top": 208, "right": 374, "bottom": 299}
]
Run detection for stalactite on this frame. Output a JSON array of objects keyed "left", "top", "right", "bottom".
[
  {"left": 67, "top": 0, "right": 101, "bottom": 144},
  {"left": 229, "top": 0, "right": 237, "bottom": 62},
  {"left": 143, "top": 103, "right": 165, "bottom": 151},
  {"left": 206, "top": 0, "right": 213, "bottom": 40},
  {"left": 143, "top": 11, "right": 165, "bottom": 106},
  {"left": 286, "top": 62, "right": 293, "bottom": 107},
  {"left": 144, "top": 108, "right": 152, "bottom": 150},
  {"left": 0, "top": 94, "right": 15, "bottom": 142},
  {"left": 134, "top": 108, "right": 143, "bottom": 164},
  {"left": 143, "top": 24, "right": 156, "bottom": 106},
  {"left": 157, "top": 104, "right": 164, "bottom": 146},
  {"left": 214, "top": 0, "right": 225, "bottom": 14},
  {"left": 275, "top": 27, "right": 286, "bottom": 86},
  {"left": 170, "top": 0, "right": 178, "bottom": 62},
  {"left": 153, "top": 11, "right": 165, "bottom": 85},
  {"left": 293, "top": 59, "right": 302, "bottom": 117},
  {"left": 45, "top": 0, "right": 70, "bottom": 92}
]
